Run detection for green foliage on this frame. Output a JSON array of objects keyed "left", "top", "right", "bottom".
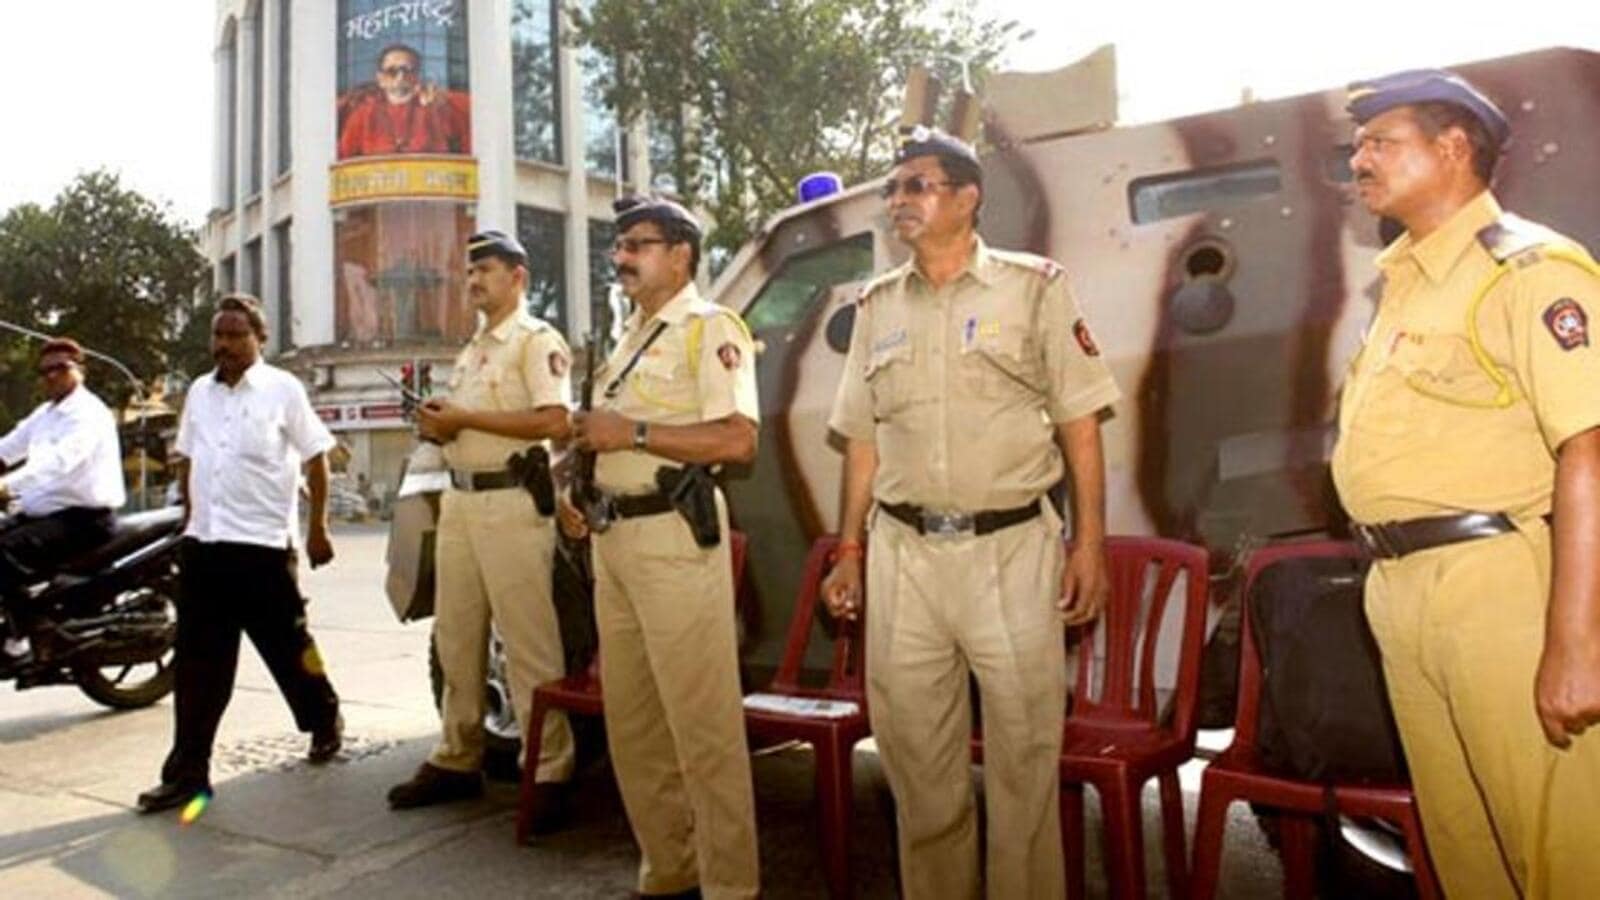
[
  {"left": 574, "top": 0, "right": 1019, "bottom": 269},
  {"left": 0, "top": 171, "right": 211, "bottom": 430}
]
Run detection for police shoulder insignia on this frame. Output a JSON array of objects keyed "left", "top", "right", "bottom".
[
  {"left": 716, "top": 342, "right": 742, "bottom": 370},
  {"left": 1543, "top": 298, "right": 1590, "bottom": 351},
  {"left": 548, "top": 350, "right": 570, "bottom": 377},
  {"left": 1073, "top": 318, "right": 1101, "bottom": 357},
  {"left": 1476, "top": 215, "right": 1551, "bottom": 264}
]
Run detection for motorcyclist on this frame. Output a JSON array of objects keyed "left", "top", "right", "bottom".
[{"left": 0, "top": 338, "right": 126, "bottom": 669}]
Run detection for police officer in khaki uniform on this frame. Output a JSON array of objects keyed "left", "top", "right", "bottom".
[
  {"left": 388, "top": 230, "right": 577, "bottom": 828},
  {"left": 822, "top": 130, "right": 1120, "bottom": 899},
  {"left": 1334, "top": 70, "right": 1600, "bottom": 898},
  {"left": 561, "top": 197, "right": 760, "bottom": 899}
]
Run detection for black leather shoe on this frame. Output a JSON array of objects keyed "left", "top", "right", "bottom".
[
  {"left": 522, "top": 780, "right": 571, "bottom": 836},
  {"left": 308, "top": 714, "right": 343, "bottom": 764},
  {"left": 137, "top": 781, "right": 211, "bottom": 814},
  {"left": 631, "top": 889, "right": 703, "bottom": 899},
  {"left": 387, "top": 762, "right": 483, "bottom": 809}
]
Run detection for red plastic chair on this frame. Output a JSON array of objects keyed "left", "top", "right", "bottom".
[
  {"left": 1187, "top": 540, "right": 1440, "bottom": 900},
  {"left": 742, "top": 535, "right": 870, "bottom": 900},
  {"left": 1048, "top": 535, "right": 1210, "bottom": 900},
  {"left": 514, "top": 531, "right": 747, "bottom": 844}
]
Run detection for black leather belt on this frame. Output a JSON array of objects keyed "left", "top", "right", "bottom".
[
  {"left": 1351, "top": 512, "right": 1517, "bottom": 559},
  {"left": 449, "top": 468, "right": 519, "bottom": 492},
  {"left": 610, "top": 492, "right": 674, "bottom": 520},
  {"left": 879, "top": 500, "right": 1042, "bottom": 537}
]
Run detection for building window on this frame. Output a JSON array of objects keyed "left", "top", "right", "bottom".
[
  {"left": 511, "top": 0, "right": 561, "bottom": 164},
  {"left": 516, "top": 205, "right": 567, "bottom": 337},
  {"left": 577, "top": 1, "right": 618, "bottom": 178},
  {"left": 220, "top": 254, "right": 237, "bottom": 294},
  {"left": 219, "top": 18, "right": 238, "bottom": 211},
  {"left": 246, "top": 2, "right": 264, "bottom": 196},
  {"left": 244, "top": 238, "right": 263, "bottom": 300},
  {"left": 275, "top": 0, "right": 292, "bottom": 174},
  {"left": 335, "top": 203, "right": 476, "bottom": 343},
  {"left": 274, "top": 220, "right": 293, "bottom": 347},
  {"left": 336, "top": 0, "right": 472, "bottom": 160},
  {"left": 587, "top": 218, "right": 618, "bottom": 339}
]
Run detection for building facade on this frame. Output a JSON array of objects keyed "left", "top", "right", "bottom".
[{"left": 203, "top": 0, "right": 672, "bottom": 500}]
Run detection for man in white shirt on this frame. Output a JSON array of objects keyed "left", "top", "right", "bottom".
[
  {"left": 137, "top": 295, "right": 344, "bottom": 814},
  {"left": 0, "top": 337, "right": 126, "bottom": 668}
]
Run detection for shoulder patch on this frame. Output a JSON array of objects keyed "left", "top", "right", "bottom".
[
  {"left": 1477, "top": 214, "right": 1553, "bottom": 264},
  {"left": 1543, "top": 298, "right": 1590, "bottom": 351},
  {"left": 1072, "top": 319, "right": 1101, "bottom": 356}
]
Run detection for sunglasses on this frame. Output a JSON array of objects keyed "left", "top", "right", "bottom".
[
  {"left": 381, "top": 64, "right": 418, "bottom": 78},
  {"left": 37, "top": 362, "right": 74, "bottom": 377},
  {"left": 612, "top": 237, "right": 670, "bottom": 254},
  {"left": 879, "top": 175, "right": 957, "bottom": 200}
]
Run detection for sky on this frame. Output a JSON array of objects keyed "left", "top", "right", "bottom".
[{"left": 1, "top": 1, "right": 1596, "bottom": 229}]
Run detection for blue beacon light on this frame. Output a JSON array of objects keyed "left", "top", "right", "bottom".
[{"left": 797, "top": 172, "right": 843, "bottom": 204}]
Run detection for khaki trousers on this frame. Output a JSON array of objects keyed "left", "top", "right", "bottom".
[
  {"left": 593, "top": 497, "right": 759, "bottom": 899},
  {"left": 866, "top": 507, "right": 1067, "bottom": 900},
  {"left": 1365, "top": 522, "right": 1600, "bottom": 900},
  {"left": 430, "top": 487, "right": 574, "bottom": 782}
]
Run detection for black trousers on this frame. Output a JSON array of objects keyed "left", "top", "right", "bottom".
[
  {"left": 161, "top": 539, "right": 340, "bottom": 786},
  {"left": 0, "top": 507, "right": 114, "bottom": 631}
]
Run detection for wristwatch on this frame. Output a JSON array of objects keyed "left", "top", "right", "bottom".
[{"left": 632, "top": 420, "right": 649, "bottom": 451}]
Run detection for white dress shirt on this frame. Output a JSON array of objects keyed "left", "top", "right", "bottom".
[
  {"left": 0, "top": 385, "right": 126, "bottom": 516},
  {"left": 177, "top": 360, "right": 335, "bottom": 549}
]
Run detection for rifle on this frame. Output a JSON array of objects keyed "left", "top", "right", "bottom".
[{"left": 575, "top": 329, "right": 612, "bottom": 532}]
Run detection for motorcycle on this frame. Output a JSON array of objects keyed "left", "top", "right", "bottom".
[{"left": 1, "top": 505, "right": 183, "bottom": 708}]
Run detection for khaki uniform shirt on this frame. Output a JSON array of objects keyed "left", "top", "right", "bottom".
[
  {"left": 828, "top": 238, "right": 1120, "bottom": 511},
  {"left": 593, "top": 283, "right": 760, "bottom": 494},
  {"left": 441, "top": 308, "right": 571, "bottom": 471},
  {"left": 1332, "top": 191, "right": 1600, "bottom": 524}
]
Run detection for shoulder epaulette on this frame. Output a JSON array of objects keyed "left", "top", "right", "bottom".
[
  {"left": 1477, "top": 214, "right": 1555, "bottom": 265},
  {"left": 987, "top": 247, "right": 1066, "bottom": 281},
  {"left": 856, "top": 267, "right": 907, "bottom": 305}
]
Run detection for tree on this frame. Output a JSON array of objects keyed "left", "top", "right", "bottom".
[
  {"left": 574, "top": 0, "right": 1019, "bottom": 268},
  {"left": 0, "top": 171, "right": 212, "bottom": 431}
]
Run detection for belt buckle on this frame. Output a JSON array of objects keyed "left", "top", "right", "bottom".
[
  {"left": 1355, "top": 522, "right": 1394, "bottom": 558},
  {"left": 921, "top": 510, "right": 974, "bottom": 539}
]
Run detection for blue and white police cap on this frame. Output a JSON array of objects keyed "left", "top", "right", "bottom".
[
  {"left": 1346, "top": 69, "right": 1510, "bottom": 148},
  {"left": 894, "top": 125, "right": 982, "bottom": 182},
  {"left": 466, "top": 229, "right": 528, "bottom": 263},
  {"left": 613, "top": 195, "right": 702, "bottom": 238}
]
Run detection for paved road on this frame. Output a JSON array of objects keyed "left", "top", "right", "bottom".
[{"left": 0, "top": 525, "right": 1290, "bottom": 898}]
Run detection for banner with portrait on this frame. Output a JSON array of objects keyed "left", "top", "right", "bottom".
[{"left": 336, "top": 0, "right": 471, "bottom": 160}]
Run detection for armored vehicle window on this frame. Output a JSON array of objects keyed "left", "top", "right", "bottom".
[
  {"left": 1128, "top": 159, "right": 1282, "bottom": 224},
  {"left": 1325, "top": 144, "right": 1356, "bottom": 183},
  {"left": 743, "top": 234, "right": 874, "bottom": 332}
]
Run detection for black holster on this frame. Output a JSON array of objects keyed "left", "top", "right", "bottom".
[
  {"left": 508, "top": 447, "right": 556, "bottom": 516},
  {"left": 656, "top": 465, "right": 720, "bottom": 548}
]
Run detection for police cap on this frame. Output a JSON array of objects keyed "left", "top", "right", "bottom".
[
  {"left": 466, "top": 229, "right": 528, "bottom": 265},
  {"left": 613, "top": 195, "right": 702, "bottom": 239},
  {"left": 1346, "top": 69, "right": 1510, "bottom": 148},
  {"left": 894, "top": 125, "right": 982, "bottom": 185}
]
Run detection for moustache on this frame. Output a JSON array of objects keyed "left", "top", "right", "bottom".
[{"left": 617, "top": 265, "right": 638, "bottom": 278}]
